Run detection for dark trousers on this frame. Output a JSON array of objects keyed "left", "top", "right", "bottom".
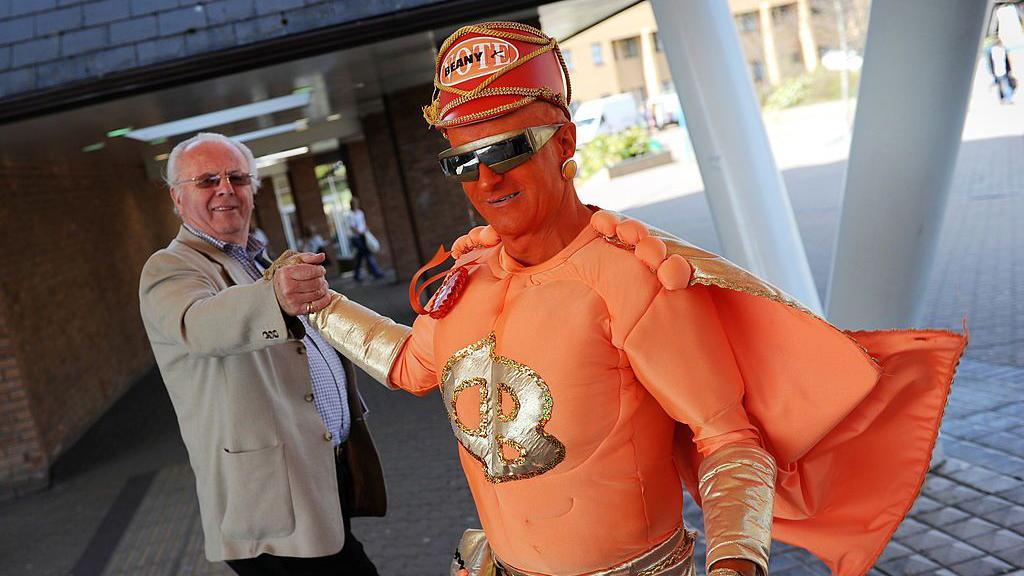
[
  {"left": 351, "top": 234, "right": 383, "bottom": 281},
  {"left": 225, "top": 452, "right": 379, "bottom": 576}
]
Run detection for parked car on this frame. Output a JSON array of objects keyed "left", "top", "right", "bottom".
[{"left": 573, "top": 93, "right": 644, "bottom": 145}]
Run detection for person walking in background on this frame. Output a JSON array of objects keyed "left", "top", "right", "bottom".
[
  {"left": 346, "top": 197, "right": 383, "bottom": 282},
  {"left": 989, "top": 38, "right": 1017, "bottom": 104}
]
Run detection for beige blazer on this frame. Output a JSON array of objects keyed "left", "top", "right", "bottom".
[{"left": 139, "top": 227, "right": 385, "bottom": 562}]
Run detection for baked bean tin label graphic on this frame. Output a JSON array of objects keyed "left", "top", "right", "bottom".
[{"left": 439, "top": 36, "right": 521, "bottom": 87}]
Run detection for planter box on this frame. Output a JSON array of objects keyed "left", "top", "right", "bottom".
[{"left": 607, "top": 150, "right": 674, "bottom": 178}]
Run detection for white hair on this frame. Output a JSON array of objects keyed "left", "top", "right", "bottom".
[{"left": 164, "top": 132, "right": 261, "bottom": 191}]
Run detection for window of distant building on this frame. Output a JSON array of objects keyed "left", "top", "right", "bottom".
[
  {"left": 613, "top": 36, "right": 640, "bottom": 60},
  {"left": 563, "top": 49, "right": 574, "bottom": 71},
  {"left": 653, "top": 31, "right": 663, "bottom": 52},
  {"left": 736, "top": 12, "right": 758, "bottom": 33},
  {"left": 591, "top": 42, "right": 604, "bottom": 65},
  {"left": 772, "top": 4, "right": 794, "bottom": 23}
]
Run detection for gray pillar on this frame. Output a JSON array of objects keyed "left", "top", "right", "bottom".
[
  {"left": 826, "top": 0, "right": 989, "bottom": 329},
  {"left": 651, "top": 0, "right": 823, "bottom": 313}
]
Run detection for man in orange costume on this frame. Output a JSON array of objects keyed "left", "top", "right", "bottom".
[{"left": 269, "top": 22, "right": 965, "bottom": 576}]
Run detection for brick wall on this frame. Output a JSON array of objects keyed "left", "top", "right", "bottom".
[
  {"left": 254, "top": 175, "right": 288, "bottom": 258},
  {"left": 0, "top": 295, "right": 46, "bottom": 499},
  {"left": 385, "top": 84, "right": 480, "bottom": 262},
  {"left": 361, "top": 109, "right": 425, "bottom": 280},
  {"left": 343, "top": 138, "right": 393, "bottom": 269},
  {"left": 0, "top": 149, "right": 179, "bottom": 498},
  {"left": 288, "top": 155, "right": 327, "bottom": 236},
  {"left": 0, "top": 0, "right": 446, "bottom": 99}
]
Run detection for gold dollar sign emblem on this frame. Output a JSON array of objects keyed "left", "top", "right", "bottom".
[{"left": 440, "top": 333, "right": 566, "bottom": 483}]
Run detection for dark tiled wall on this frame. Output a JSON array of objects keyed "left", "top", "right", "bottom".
[{"left": 0, "top": 0, "right": 444, "bottom": 98}]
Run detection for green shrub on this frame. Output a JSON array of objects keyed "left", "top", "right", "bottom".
[
  {"left": 761, "top": 70, "right": 862, "bottom": 111},
  {"left": 578, "top": 126, "right": 654, "bottom": 180}
]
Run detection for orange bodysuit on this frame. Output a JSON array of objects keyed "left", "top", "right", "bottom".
[
  {"left": 308, "top": 213, "right": 966, "bottom": 576},
  {"left": 392, "top": 224, "right": 755, "bottom": 574}
]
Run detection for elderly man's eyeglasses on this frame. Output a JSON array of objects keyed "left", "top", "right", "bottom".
[
  {"left": 438, "top": 124, "right": 563, "bottom": 182},
  {"left": 173, "top": 171, "right": 255, "bottom": 189}
]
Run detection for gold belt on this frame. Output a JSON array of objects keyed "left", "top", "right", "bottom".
[{"left": 494, "top": 528, "right": 697, "bottom": 576}]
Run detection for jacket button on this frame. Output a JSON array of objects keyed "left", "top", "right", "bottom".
[
  {"left": 323, "top": 431, "right": 333, "bottom": 441},
  {"left": 297, "top": 346, "right": 306, "bottom": 355},
  {"left": 304, "top": 393, "right": 314, "bottom": 403}
]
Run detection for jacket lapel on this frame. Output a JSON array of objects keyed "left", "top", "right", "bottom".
[{"left": 174, "top": 226, "right": 256, "bottom": 287}]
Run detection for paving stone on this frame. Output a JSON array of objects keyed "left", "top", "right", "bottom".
[
  {"left": 919, "top": 506, "right": 973, "bottom": 527},
  {"left": 947, "top": 466, "right": 1024, "bottom": 494},
  {"left": 967, "top": 529, "right": 1024, "bottom": 554},
  {"left": 894, "top": 518, "right": 932, "bottom": 539},
  {"left": 910, "top": 494, "right": 945, "bottom": 515},
  {"left": 769, "top": 551, "right": 807, "bottom": 571},
  {"left": 993, "top": 545, "right": 1024, "bottom": 568},
  {"left": 900, "top": 528, "right": 960, "bottom": 552},
  {"left": 948, "top": 555, "right": 1016, "bottom": 576},
  {"left": 943, "top": 518, "right": 1004, "bottom": 541},
  {"left": 999, "top": 486, "right": 1024, "bottom": 506},
  {"left": 982, "top": 456, "right": 1024, "bottom": 478},
  {"left": 877, "top": 541, "right": 914, "bottom": 563},
  {"left": 920, "top": 541, "right": 988, "bottom": 566},
  {"left": 878, "top": 553, "right": 942, "bottom": 575},
  {"left": 978, "top": 503, "right": 1024, "bottom": 530},
  {"left": 932, "top": 484, "right": 989, "bottom": 506},
  {"left": 958, "top": 495, "right": 1019, "bottom": 517},
  {"left": 925, "top": 476, "right": 960, "bottom": 495}
]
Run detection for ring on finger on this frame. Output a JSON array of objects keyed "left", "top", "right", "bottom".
[{"left": 306, "top": 301, "right": 313, "bottom": 315}]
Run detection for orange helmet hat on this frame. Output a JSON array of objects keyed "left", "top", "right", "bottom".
[{"left": 423, "top": 21, "right": 572, "bottom": 131}]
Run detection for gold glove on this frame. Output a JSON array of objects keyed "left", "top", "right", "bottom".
[
  {"left": 262, "top": 249, "right": 303, "bottom": 281},
  {"left": 309, "top": 293, "right": 411, "bottom": 387},
  {"left": 698, "top": 443, "right": 776, "bottom": 576},
  {"left": 262, "top": 251, "right": 411, "bottom": 386}
]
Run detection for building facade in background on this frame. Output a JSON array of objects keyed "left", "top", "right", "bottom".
[{"left": 561, "top": 0, "right": 870, "bottom": 106}]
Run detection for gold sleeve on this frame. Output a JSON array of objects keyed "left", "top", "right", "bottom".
[
  {"left": 698, "top": 442, "right": 777, "bottom": 576},
  {"left": 309, "top": 293, "right": 412, "bottom": 387}
]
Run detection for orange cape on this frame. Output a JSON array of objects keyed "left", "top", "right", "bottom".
[{"left": 653, "top": 229, "right": 966, "bottom": 576}]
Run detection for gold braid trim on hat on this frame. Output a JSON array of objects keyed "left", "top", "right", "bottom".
[{"left": 423, "top": 21, "right": 573, "bottom": 129}]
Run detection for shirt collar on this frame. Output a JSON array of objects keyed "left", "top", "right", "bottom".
[{"left": 183, "top": 223, "right": 265, "bottom": 260}]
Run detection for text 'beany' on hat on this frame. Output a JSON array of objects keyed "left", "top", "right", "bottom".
[{"left": 423, "top": 21, "right": 572, "bottom": 131}]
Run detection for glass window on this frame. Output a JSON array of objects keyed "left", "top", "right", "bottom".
[
  {"left": 563, "top": 49, "right": 574, "bottom": 71},
  {"left": 736, "top": 12, "right": 758, "bottom": 33},
  {"left": 613, "top": 37, "right": 640, "bottom": 60},
  {"left": 591, "top": 42, "right": 604, "bottom": 65},
  {"left": 653, "top": 31, "right": 663, "bottom": 52},
  {"left": 772, "top": 4, "right": 793, "bottom": 23}
]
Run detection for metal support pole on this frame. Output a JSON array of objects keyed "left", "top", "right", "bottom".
[
  {"left": 826, "top": 0, "right": 990, "bottom": 329},
  {"left": 651, "top": 0, "right": 823, "bottom": 313}
]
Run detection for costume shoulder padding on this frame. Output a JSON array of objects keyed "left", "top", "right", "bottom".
[
  {"left": 451, "top": 225, "right": 502, "bottom": 262},
  {"left": 590, "top": 210, "right": 693, "bottom": 290}
]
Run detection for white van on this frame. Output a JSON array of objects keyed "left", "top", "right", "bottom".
[{"left": 573, "top": 93, "right": 643, "bottom": 145}]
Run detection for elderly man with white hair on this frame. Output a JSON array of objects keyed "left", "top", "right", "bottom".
[{"left": 139, "top": 132, "right": 385, "bottom": 576}]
